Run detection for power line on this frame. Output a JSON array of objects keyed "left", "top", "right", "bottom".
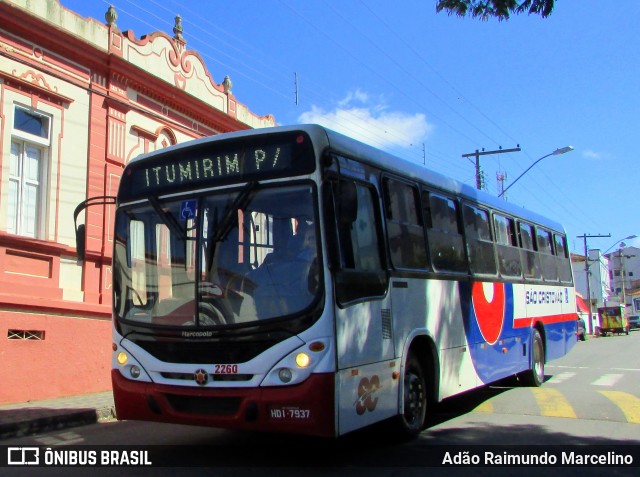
[{"left": 103, "top": 1, "right": 502, "bottom": 174}]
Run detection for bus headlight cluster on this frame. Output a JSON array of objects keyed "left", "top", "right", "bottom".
[
  {"left": 113, "top": 343, "right": 151, "bottom": 382},
  {"left": 266, "top": 340, "right": 331, "bottom": 386}
]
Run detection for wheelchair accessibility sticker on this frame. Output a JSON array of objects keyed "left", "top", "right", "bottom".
[{"left": 180, "top": 200, "right": 197, "bottom": 220}]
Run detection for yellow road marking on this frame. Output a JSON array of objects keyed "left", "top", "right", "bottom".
[
  {"left": 531, "top": 388, "right": 577, "bottom": 418},
  {"left": 598, "top": 391, "right": 640, "bottom": 424},
  {"left": 474, "top": 401, "right": 494, "bottom": 413}
]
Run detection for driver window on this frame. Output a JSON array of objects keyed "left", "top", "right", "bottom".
[
  {"left": 336, "top": 181, "right": 382, "bottom": 271},
  {"left": 130, "top": 220, "right": 147, "bottom": 306}
]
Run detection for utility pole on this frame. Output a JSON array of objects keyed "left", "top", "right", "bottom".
[
  {"left": 577, "top": 233, "right": 611, "bottom": 335},
  {"left": 462, "top": 147, "right": 521, "bottom": 190}
]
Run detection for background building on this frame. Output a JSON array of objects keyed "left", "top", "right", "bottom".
[
  {"left": 572, "top": 244, "right": 640, "bottom": 334},
  {"left": 0, "top": 0, "right": 274, "bottom": 404},
  {"left": 605, "top": 245, "right": 640, "bottom": 313},
  {"left": 572, "top": 251, "right": 609, "bottom": 334}
]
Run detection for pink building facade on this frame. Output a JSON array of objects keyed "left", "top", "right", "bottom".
[{"left": 0, "top": 0, "right": 274, "bottom": 404}]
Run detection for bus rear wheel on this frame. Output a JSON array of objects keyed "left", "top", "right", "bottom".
[
  {"left": 396, "top": 353, "right": 427, "bottom": 438},
  {"left": 520, "top": 329, "right": 545, "bottom": 387}
]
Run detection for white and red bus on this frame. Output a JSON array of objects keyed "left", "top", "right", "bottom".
[{"left": 78, "top": 124, "right": 577, "bottom": 437}]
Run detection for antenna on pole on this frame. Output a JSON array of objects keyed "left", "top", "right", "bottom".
[
  {"left": 497, "top": 171, "right": 507, "bottom": 197},
  {"left": 462, "top": 146, "right": 521, "bottom": 190},
  {"left": 294, "top": 72, "right": 299, "bottom": 105}
]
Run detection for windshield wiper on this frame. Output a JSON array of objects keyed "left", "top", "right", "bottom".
[
  {"left": 210, "top": 181, "right": 258, "bottom": 245},
  {"left": 148, "top": 196, "right": 186, "bottom": 240}
]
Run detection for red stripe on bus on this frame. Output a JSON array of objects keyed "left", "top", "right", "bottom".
[{"left": 513, "top": 313, "right": 577, "bottom": 328}]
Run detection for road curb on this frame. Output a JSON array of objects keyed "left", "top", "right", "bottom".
[{"left": 0, "top": 406, "right": 116, "bottom": 441}]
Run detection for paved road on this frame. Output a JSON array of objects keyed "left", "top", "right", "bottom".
[
  {"left": 453, "top": 329, "right": 640, "bottom": 427},
  {"left": 3, "top": 331, "right": 639, "bottom": 476}
]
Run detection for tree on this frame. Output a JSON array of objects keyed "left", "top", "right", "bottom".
[{"left": 436, "top": 0, "right": 555, "bottom": 21}]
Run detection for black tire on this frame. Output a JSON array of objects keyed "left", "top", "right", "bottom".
[
  {"left": 396, "top": 353, "right": 427, "bottom": 438},
  {"left": 520, "top": 329, "right": 545, "bottom": 387}
]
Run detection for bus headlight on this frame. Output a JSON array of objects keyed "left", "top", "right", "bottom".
[
  {"left": 295, "top": 352, "right": 310, "bottom": 368},
  {"left": 117, "top": 352, "right": 128, "bottom": 365},
  {"left": 278, "top": 368, "right": 293, "bottom": 383},
  {"left": 130, "top": 365, "right": 141, "bottom": 379}
]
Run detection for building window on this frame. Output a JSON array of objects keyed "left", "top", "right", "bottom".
[{"left": 8, "top": 106, "right": 50, "bottom": 238}]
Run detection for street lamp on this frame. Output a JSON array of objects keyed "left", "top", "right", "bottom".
[
  {"left": 601, "top": 235, "right": 638, "bottom": 256},
  {"left": 499, "top": 146, "right": 574, "bottom": 198}
]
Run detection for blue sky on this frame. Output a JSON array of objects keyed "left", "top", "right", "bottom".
[{"left": 61, "top": 0, "right": 639, "bottom": 255}]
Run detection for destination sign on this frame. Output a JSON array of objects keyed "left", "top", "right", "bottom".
[{"left": 119, "top": 131, "right": 315, "bottom": 201}]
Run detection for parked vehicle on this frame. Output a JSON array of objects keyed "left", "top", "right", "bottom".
[
  {"left": 627, "top": 315, "right": 639, "bottom": 330},
  {"left": 597, "top": 306, "right": 629, "bottom": 336},
  {"left": 577, "top": 317, "right": 586, "bottom": 341}
]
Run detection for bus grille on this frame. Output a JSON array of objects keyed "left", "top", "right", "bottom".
[
  {"left": 160, "top": 372, "right": 253, "bottom": 382},
  {"left": 166, "top": 394, "right": 241, "bottom": 416}
]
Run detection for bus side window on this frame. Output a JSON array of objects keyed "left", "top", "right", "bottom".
[
  {"left": 462, "top": 203, "right": 497, "bottom": 276},
  {"left": 554, "top": 233, "right": 573, "bottom": 283},
  {"left": 536, "top": 228, "right": 558, "bottom": 282},
  {"left": 332, "top": 179, "right": 387, "bottom": 305},
  {"left": 493, "top": 213, "right": 522, "bottom": 278},
  {"left": 423, "top": 192, "right": 466, "bottom": 273},
  {"left": 519, "top": 221, "right": 542, "bottom": 281},
  {"left": 383, "top": 178, "right": 426, "bottom": 270}
]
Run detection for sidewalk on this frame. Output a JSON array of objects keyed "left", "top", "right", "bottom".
[{"left": 0, "top": 391, "right": 115, "bottom": 441}]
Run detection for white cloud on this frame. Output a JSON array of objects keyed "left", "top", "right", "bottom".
[
  {"left": 298, "top": 89, "right": 433, "bottom": 150},
  {"left": 583, "top": 149, "right": 610, "bottom": 160}
]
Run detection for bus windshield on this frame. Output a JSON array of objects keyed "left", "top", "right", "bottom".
[{"left": 113, "top": 183, "right": 321, "bottom": 328}]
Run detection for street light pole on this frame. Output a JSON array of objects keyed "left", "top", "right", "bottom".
[
  {"left": 617, "top": 247, "right": 636, "bottom": 316},
  {"left": 584, "top": 234, "right": 637, "bottom": 334},
  {"left": 499, "top": 146, "right": 574, "bottom": 198},
  {"left": 578, "top": 233, "right": 611, "bottom": 335},
  {"left": 601, "top": 235, "right": 637, "bottom": 256}
]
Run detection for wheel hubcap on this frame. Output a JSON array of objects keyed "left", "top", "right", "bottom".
[{"left": 404, "top": 373, "right": 424, "bottom": 426}]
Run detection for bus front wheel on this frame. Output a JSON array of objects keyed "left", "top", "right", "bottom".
[{"left": 396, "top": 353, "right": 427, "bottom": 438}]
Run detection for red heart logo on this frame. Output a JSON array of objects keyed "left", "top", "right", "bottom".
[{"left": 472, "top": 282, "right": 505, "bottom": 345}]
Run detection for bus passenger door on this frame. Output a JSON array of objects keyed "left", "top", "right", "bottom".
[{"left": 328, "top": 179, "right": 397, "bottom": 435}]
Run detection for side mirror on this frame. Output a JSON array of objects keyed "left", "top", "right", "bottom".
[
  {"left": 76, "top": 223, "right": 86, "bottom": 260},
  {"left": 73, "top": 196, "right": 117, "bottom": 262}
]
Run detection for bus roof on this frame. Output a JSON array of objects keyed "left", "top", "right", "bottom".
[{"left": 128, "top": 124, "right": 565, "bottom": 234}]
